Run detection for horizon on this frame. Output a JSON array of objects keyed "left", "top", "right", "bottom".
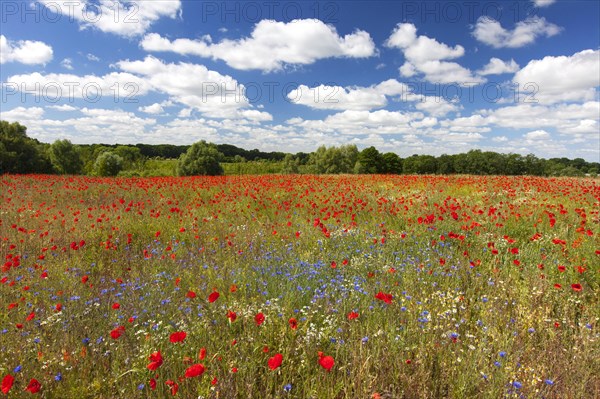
[{"left": 1, "top": 0, "right": 599, "bottom": 162}]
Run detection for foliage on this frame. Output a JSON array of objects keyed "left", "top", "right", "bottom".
[
  {"left": 93, "top": 151, "right": 124, "bottom": 176},
  {"left": 48, "top": 139, "right": 83, "bottom": 175},
  {"left": 177, "top": 140, "right": 224, "bottom": 176},
  {"left": 308, "top": 145, "right": 358, "bottom": 174},
  {"left": 0, "top": 121, "right": 52, "bottom": 174}
]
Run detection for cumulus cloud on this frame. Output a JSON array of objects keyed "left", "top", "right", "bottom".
[
  {"left": 478, "top": 58, "right": 519, "bottom": 75},
  {"left": 39, "top": 0, "right": 181, "bottom": 37},
  {"left": 472, "top": 16, "right": 561, "bottom": 48},
  {"left": 0, "top": 35, "right": 53, "bottom": 64},
  {"left": 140, "top": 19, "right": 376, "bottom": 72},
  {"left": 385, "top": 23, "right": 483, "bottom": 85},
  {"left": 533, "top": 0, "right": 556, "bottom": 7},
  {"left": 513, "top": 49, "right": 600, "bottom": 103},
  {"left": 3, "top": 71, "right": 151, "bottom": 101}
]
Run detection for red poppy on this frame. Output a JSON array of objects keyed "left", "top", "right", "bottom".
[
  {"left": 208, "top": 291, "right": 219, "bottom": 303},
  {"left": 1, "top": 374, "right": 14, "bottom": 394},
  {"left": 255, "top": 312, "right": 265, "bottom": 326},
  {"left": 199, "top": 347, "right": 207, "bottom": 360},
  {"left": 149, "top": 378, "right": 156, "bottom": 390},
  {"left": 81, "top": 275, "right": 89, "bottom": 284},
  {"left": 554, "top": 283, "right": 562, "bottom": 289},
  {"left": 375, "top": 291, "right": 393, "bottom": 304},
  {"left": 26, "top": 312, "right": 35, "bottom": 321},
  {"left": 147, "top": 351, "right": 163, "bottom": 371},
  {"left": 268, "top": 353, "right": 283, "bottom": 370},
  {"left": 165, "top": 380, "right": 178, "bottom": 395},
  {"left": 211, "top": 377, "right": 218, "bottom": 385},
  {"left": 112, "top": 303, "right": 120, "bottom": 309},
  {"left": 318, "top": 352, "right": 334, "bottom": 372},
  {"left": 110, "top": 326, "right": 125, "bottom": 339},
  {"left": 186, "top": 290, "right": 196, "bottom": 299},
  {"left": 230, "top": 284, "right": 238, "bottom": 293},
  {"left": 227, "top": 310, "right": 237, "bottom": 322},
  {"left": 184, "top": 363, "right": 205, "bottom": 378},
  {"left": 55, "top": 303, "right": 62, "bottom": 312},
  {"left": 25, "top": 378, "right": 41, "bottom": 393},
  {"left": 571, "top": 283, "right": 582, "bottom": 292},
  {"left": 170, "top": 331, "right": 187, "bottom": 343},
  {"left": 288, "top": 317, "right": 298, "bottom": 330},
  {"left": 347, "top": 311, "right": 359, "bottom": 320}
]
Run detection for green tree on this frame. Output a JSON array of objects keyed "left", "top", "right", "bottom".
[
  {"left": 308, "top": 145, "right": 358, "bottom": 174},
  {"left": 356, "top": 146, "right": 384, "bottom": 174},
  {"left": 94, "top": 152, "right": 123, "bottom": 176},
  {"left": 281, "top": 154, "right": 299, "bottom": 174},
  {"left": 114, "top": 145, "right": 143, "bottom": 169},
  {"left": 381, "top": 152, "right": 403, "bottom": 174},
  {"left": 177, "top": 141, "right": 224, "bottom": 176},
  {"left": 48, "top": 139, "right": 83, "bottom": 174},
  {"left": 0, "top": 120, "right": 52, "bottom": 174}
]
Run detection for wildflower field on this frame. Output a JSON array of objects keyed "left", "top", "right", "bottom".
[{"left": 0, "top": 174, "right": 598, "bottom": 398}]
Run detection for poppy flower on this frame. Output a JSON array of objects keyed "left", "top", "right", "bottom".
[
  {"left": 55, "top": 303, "right": 62, "bottom": 312},
  {"left": 375, "top": 291, "right": 393, "bottom": 304},
  {"left": 268, "top": 353, "right": 283, "bottom": 370},
  {"left": 149, "top": 378, "right": 156, "bottom": 390},
  {"left": 318, "top": 352, "right": 334, "bottom": 372},
  {"left": 208, "top": 291, "right": 219, "bottom": 303},
  {"left": 81, "top": 275, "right": 89, "bottom": 284},
  {"left": 199, "top": 347, "right": 207, "bottom": 360},
  {"left": 184, "top": 363, "right": 205, "bottom": 378},
  {"left": 227, "top": 310, "right": 237, "bottom": 322},
  {"left": 25, "top": 378, "right": 41, "bottom": 393},
  {"left": 147, "top": 351, "right": 163, "bottom": 371},
  {"left": 571, "top": 283, "right": 582, "bottom": 292},
  {"left": 110, "top": 326, "right": 125, "bottom": 339},
  {"left": 112, "top": 303, "right": 120, "bottom": 310},
  {"left": 26, "top": 312, "right": 35, "bottom": 321},
  {"left": 1, "top": 374, "right": 14, "bottom": 394},
  {"left": 288, "top": 317, "right": 298, "bottom": 330},
  {"left": 165, "top": 380, "right": 178, "bottom": 395},
  {"left": 255, "top": 312, "right": 265, "bottom": 326},
  {"left": 186, "top": 290, "right": 196, "bottom": 299},
  {"left": 170, "top": 331, "right": 187, "bottom": 343},
  {"left": 347, "top": 311, "right": 359, "bottom": 320}
]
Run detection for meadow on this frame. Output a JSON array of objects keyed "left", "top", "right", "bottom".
[{"left": 0, "top": 174, "right": 598, "bottom": 398}]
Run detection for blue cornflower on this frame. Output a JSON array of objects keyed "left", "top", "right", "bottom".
[
  {"left": 283, "top": 384, "right": 292, "bottom": 392},
  {"left": 545, "top": 379, "right": 554, "bottom": 385},
  {"left": 55, "top": 372, "right": 62, "bottom": 381},
  {"left": 13, "top": 365, "right": 22, "bottom": 373},
  {"left": 499, "top": 351, "right": 506, "bottom": 358},
  {"left": 512, "top": 381, "right": 522, "bottom": 389}
]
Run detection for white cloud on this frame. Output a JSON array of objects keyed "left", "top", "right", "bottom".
[
  {"left": 415, "top": 98, "right": 461, "bottom": 117},
  {"left": 524, "top": 129, "right": 550, "bottom": 140},
  {"left": 472, "top": 16, "right": 561, "bottom": 48},
  {"left": 138, "top": 103, "right": 165, "bottom": 114},
  {"left": 478, "top": 58, "right": 519, "bottom": 75},
  {"left": 513, "top": 49, "right": 600, "bottom": 104},
  {"left": 533, "top": 0, "right": 556, "bottom": 7},
  {"left": 287, "top": 79, "right": 411, "bottom": 111},
  {"left": 87, "top": 53, "right": 100, "bottom": 62},
  {"left": 39, "top": 0, "right": 181, "bottom": 37},
  {"left": 116, "top": 56, "right": 258, "bottom": 118},
  {"left": 140, "top": 19, "right": 376, "bottom": 72},
  {"left": 0, "top": 35, "right": 53, "bottom": 64},
  {"left": 4, "top": 71, "right": 151, "bottom": 101},
  {"left": 385, "top": 23, "right": 483, "bottom": 85},
  {"left": 61, "top": 58, "right": 74, "bottom": 70},
  {"left": 47, "top": 104, "right": 77, "bottom": 111},
  {"left": 0, "top": 106, "right": 45, "bottom": 121}
]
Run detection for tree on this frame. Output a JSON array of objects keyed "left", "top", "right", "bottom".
[
  {"left": 114, "top": 145, "right": 143, "bottom": 169},
  {"left": 382, "top": 152, "right": 403, "bottom": 174},
  {"left": 308, "top": 145, "right": 358, "bottom": 174},
  {"left": 281, "top": 154, "right": 299, "bottom": 174},
  {"left": 356, "top": 146, "right": 384, "bottom": 174},
  {"left": 177, "top": 141, "right": 224, "bottom": 176},
  {"left": 48, "top": 139, "right": 83, "bottom": 174},
  {"left": 0, "top": 120, "right": 52, "bottom": 174},
  {"left": 94, "top": 152, "right": 123, "bottom": 176}
]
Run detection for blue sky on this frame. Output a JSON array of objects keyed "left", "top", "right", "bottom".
[{"left": 1, "top": 0, "right": 598, "bottom": 160}]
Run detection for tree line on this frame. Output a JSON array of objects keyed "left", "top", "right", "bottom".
[{"left": 1, "top": 120, "right": 598, "bottom": 177}]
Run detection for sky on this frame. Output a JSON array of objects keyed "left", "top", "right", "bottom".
[{"left": 0, "top": 0, "right": 599, "bottom": 161}]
